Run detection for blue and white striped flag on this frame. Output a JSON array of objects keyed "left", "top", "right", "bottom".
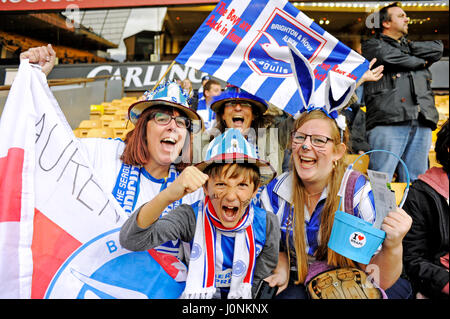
[{"left": 176, "top": 0, "right": 369, "bottom": 116}]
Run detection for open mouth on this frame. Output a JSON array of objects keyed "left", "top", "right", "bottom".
[
  {"left": 161, "top": 137, "right": 177, "bottom": 145},
  {"left": 160, "top": 137, "right": 178, "bottom": 152},
  {"left": 232, "top": 116, "right": 245, "bottom": 125},
  {"left": 222, "top": 205, "right": 239, "bottom": 220},
  {"left": 300, "top": 156, "right": 316, "bottom": 167}
]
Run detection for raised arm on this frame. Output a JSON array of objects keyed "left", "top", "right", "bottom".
[
  {"left": 135, "top": 166, "right": 208, "bottom": 228},
  {"left": 20, "top": 44, "right": 56, "bottom": 77}
]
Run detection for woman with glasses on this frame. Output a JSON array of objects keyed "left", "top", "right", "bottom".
[
  {"left": 259, "top": 109, "right": 413, "bottom": 299},
  {"left": 20, "top": 45, "right": 205, "bottom": 259}
]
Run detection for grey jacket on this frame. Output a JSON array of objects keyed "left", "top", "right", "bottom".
[
  {"left": 361, "top": 34, "right": 443, "bottom": 131},
  {"left": 119, "top": 202, "right": 280, "bottom": 298}
]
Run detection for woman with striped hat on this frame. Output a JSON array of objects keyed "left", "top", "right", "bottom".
[{"left": 20, "top": 45, "right": 205, "bottom": 260}]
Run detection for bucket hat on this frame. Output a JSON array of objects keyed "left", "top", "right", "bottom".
[
  {"left": 195, "top": 128, "right": 276, "bottom": 186},
  {"left": 210, "top": 85, "right": 268, "bottom": 115},
  {"left": 128, "top": 81, "right": 204, "bottom": 130}
]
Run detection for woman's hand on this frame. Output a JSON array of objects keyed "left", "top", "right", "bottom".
[
  {"left": 357, "top": 58, "right": 384, "bottom": 87},
  {"left": 381, "top": 207, "right": 412, "bottom": 250},
  {"left": 20, "top": 44, "right": 56, "bottom": 77}
]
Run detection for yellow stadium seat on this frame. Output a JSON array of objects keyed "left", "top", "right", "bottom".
[
  {"left": 86, "top": 128, "right": 115, "bottom": 138},
  {"left": 114, "top": 128, "right": 134, "bottom": 140},
  {"left": 115, "top": 109, "right": 129, "bottom": 120},
  {"left": 109, "top": 120, "right": 134, "bottom": 139},
  {"left": 90, "top": 104, "right": 104, "bottom": 114},
  {"left": 111, "top": 99, "right": 123, "bottom": 106},
  {"left": 121, "top": 96, "right": 137, "bottom": 102},
  {"left": 389, "top": 182, "right": 407, "bottom": 206},
  {"left": 73, "top": 128, "right": 86, "bottom": 138},
  {"left": 344, "top": 154, "right": 369, "bottom": 174},
  {"left": 100, "top": 115, "right": 120, "bottom": 126},
  {"left": 104, "top": 106, "right": 119, "bottom": 115},
  {"left": 78, "top": 119, "right": 103, "bottom": 129},
  {"left": 429, "top": 150, "right": 441, "bottom": 168},
  {"left": 108, "top": 120, "right": 132, "bottom": 129}
]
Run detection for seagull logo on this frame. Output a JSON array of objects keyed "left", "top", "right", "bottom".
[
  {"left": 70, "top": 268, "right": 148, "bottom": 299},
  {"left": 44, "top": 229, "right": 186, "bottom": 299},
  {"left": 259, "top": 30, "right": 290, "bottom": 64}
]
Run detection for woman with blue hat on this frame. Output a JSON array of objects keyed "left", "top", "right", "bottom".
[
  {"left": 20, "top": 45, "right": 205, "bottom": 260},
  {"left": 198, "top": 84, "right": 290, "bottom": 178}
]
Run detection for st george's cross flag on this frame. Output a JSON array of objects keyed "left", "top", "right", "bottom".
[
  {"left": 0, "top": 60, "right": 186, "bottom": 299},
  {"left": 176, "top": 0, "right": 370, "bottom": 116}
]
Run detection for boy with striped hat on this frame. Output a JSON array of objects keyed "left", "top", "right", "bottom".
[{"left": 120, "top": 128, "right": 279, "bottom": 299}]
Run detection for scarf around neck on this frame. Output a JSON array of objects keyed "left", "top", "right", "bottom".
[{"left": 181, "top": 196, "right": 256, "bottom": 299}]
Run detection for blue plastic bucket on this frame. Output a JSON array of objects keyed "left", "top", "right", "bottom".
[{"left": 328, "top": 210, "right": 386, "bottom": 264}]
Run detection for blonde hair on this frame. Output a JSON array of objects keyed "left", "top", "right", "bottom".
[{"left": 288, "top": 110, "right": 355, "bottom": 285}]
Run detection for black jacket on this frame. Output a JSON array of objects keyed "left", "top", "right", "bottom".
[
  {"left": 361, "top": 34, "right": 443, "bottom": 131},
  {"left": 402, "top": 177, "right": 449, "bottom": 299}
]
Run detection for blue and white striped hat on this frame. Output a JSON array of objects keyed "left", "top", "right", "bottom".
[
  {"left": 195, "top": 128, "right": 276, "bottom": 185},
  {"left": 128, "top": 81, "right": 203, "bottom": 130}
]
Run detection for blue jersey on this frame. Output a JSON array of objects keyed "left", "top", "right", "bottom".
[{"left": 260, "top": 172, "right": 376, "bottom": 259}]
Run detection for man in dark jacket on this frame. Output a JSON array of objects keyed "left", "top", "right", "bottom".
[{"left": 361, "top": 2, "right": 443, "bottom": 182}]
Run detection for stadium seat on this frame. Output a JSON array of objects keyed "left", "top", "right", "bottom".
[
  {"left": 115, "top": 109, "right": 129, "bottom": 120},
  {"left": 344, "top": 154, "right": 369, "bottom": 174},
  {"left": 389, "top": 182, "right": 407, "bottom": 206},
  {"left": 103, "top": 106, "right": 119, "bottom": 115},
  {"left": 73, "top": 128, "right": 86, "bottom": 138},
  {"left": 86, "top": 128, "right": 115, "bottom": 138},
  {"left": 429, "top": 150, "right": 441, "bottom": 168},
  {"left": 100, "top": 114, "right": 120, "bottom": 126},
  {"left": 89, "top": 104, "right": 104, "bottom": 120},
  {"left": 78, "top": 119, "right": 103, "bottom": 129},
  {"left": 109, "top": 120, "right": 134, "bottom": 139}
]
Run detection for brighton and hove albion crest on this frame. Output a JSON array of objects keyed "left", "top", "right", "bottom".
[
  {"left": 45, "top": 229, "right": 187, "bottom": 299},
  {"left": 244, "top": 8, "right": 326, "bottom": 77}
]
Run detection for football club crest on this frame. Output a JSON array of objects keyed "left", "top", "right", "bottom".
[
  {"left": 45, "top": 229, "right": 187, "bottom": 299},
  {"left": 244, "top": 8, "right": 326, "bottom": 77}
]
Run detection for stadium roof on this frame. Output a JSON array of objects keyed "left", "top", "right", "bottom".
[{"left": 61, "top": 9, "right": 132, "bottom": 47}]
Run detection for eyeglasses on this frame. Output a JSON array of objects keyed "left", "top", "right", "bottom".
[
  {"left": 224, "top": 101, "right": 253, "bottom": 108},
  {"left": 291, "top": 132, "right": 333, "bottom": 148},
  {"left": 150, "top": 112, "right": 191, "bottom": 129}
]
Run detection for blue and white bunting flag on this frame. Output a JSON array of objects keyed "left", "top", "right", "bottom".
[{"left": 176, "top": 0, "right": 369, "bottom": 116}]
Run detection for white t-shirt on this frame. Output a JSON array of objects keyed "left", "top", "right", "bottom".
[{"left": 78, "top": 137, "right": 203, "bottom": 257}]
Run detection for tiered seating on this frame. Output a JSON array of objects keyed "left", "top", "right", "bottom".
[
  {"left": 0, "top": 30, "right": 108, "bottom": 64},
  {"left": 74, "top": 96, "right": 136, "bottom": 139},
  {"left": 344, "top": 154, "right": 369, "bottom": 174},
  {"left": 428, "top": 94, "right": 448, "bottom": 168}
]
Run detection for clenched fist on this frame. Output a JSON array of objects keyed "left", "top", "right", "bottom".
[
  {"left": 166, "top": 166, "right": 209, "bottom": 202},
  {"left": 20, "top": 44, "right": 56, "bottom": 77}
]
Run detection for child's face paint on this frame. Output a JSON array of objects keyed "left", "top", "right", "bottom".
[{"left": 205, "top": 174, "right": 257, "bottom": 228}]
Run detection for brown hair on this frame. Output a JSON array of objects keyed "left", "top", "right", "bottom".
[
  {"left": 378, "top": 2, "right": 401, "bottom": 32},
  {"left": 288, "top": 110, "right": 355, "bottom": 285},
  {"left": 121, "top": 106, "right": 190, "bottom": 167},
  {"left": 203, "top": 79, "right": 221, "bottom": 91},
  {"left": 203, "top": 163, "right": 261, "bottom": 192}
]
